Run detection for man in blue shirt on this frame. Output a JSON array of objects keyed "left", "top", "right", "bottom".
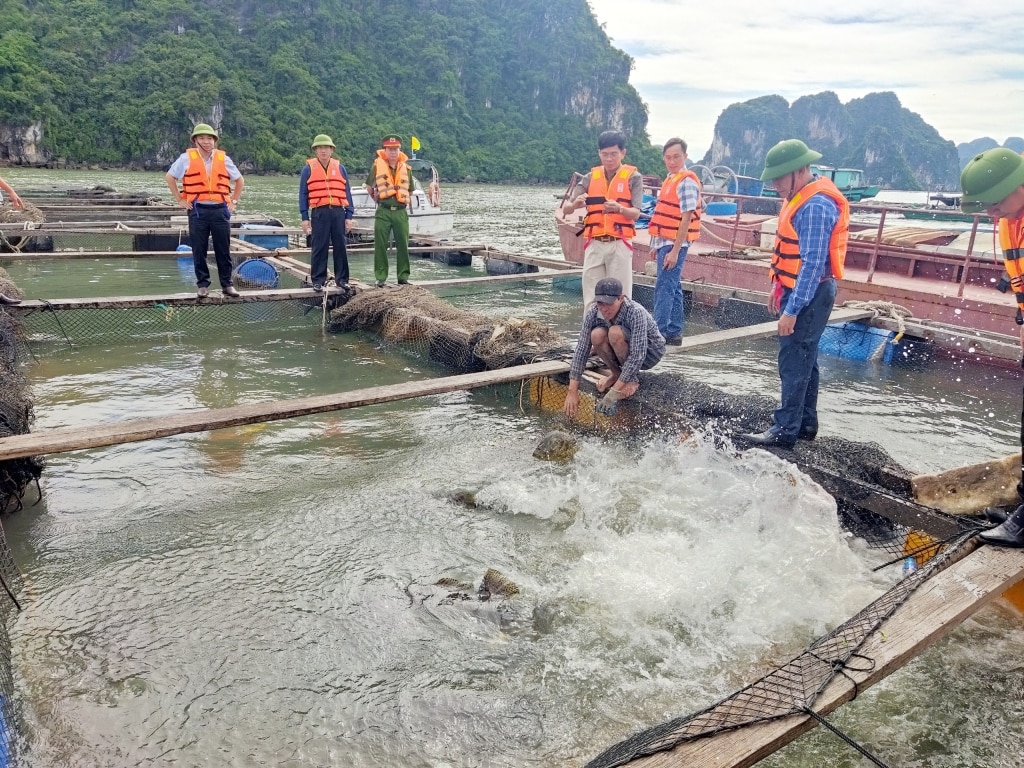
[
  {"left": 299, "top": 134, "right": 354, "bottom": 291},
  {"left": 165, "top": 123, "right": 245, "bottom": 298},
  {"left": 741, "top": 139, "right": 849, "bottom": 449}
]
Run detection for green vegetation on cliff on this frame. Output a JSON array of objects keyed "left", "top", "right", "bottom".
[{"left": 0, "top": 0, "right": 659, "bottom": 180}]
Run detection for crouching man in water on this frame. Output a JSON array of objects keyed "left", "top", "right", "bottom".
[
  {"left": 961, "top": 148, "right": 1024, "bottom": 546},
  {"left": 563, "top": 277, "right": 666, "bottom": 418}
]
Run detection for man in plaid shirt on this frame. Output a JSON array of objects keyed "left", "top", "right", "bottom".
[{"left": 563, "top": 277, "right": 666, "bottom": 418}]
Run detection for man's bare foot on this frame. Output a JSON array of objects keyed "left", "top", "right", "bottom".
[{"left": 596, "top": 374, "right": 619, "bottom": 393}]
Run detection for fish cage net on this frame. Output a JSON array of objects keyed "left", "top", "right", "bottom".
[
  {"left": 9, "top": 258, "right": 330, "bottom": 353},
  {"left": 328, "top": 286, "right": 572, "bottom": 372},
  {"left": 585, "top": 529, "right": 981, "bottom": 768},
  {"left": 0, "top": 273, "right": 34, "bottom": 765}
]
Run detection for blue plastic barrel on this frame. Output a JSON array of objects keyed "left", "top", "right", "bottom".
[
  {"left": 705, "top": 201, "right": 738, "bottom": 216},
  {"left": 235, "top": 258, "right": 279, "bottom": 288}
]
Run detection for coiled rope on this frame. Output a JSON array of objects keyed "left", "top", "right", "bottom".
[{"left": 842, "top": 300, "right": 915, "bottom": 342}]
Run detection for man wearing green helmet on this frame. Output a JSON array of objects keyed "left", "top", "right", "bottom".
[
  {"left": 299, "top": 134, "right": 353, "bottom": 291},
  {"left": 740, "top": 139, "right": 850, "bottom": 449},
  {"left": 960, "top": 147, "right": 1024, "bottom": 546},
  {"left": 165, "top": 123, "right": 245, "bottom": 298}
]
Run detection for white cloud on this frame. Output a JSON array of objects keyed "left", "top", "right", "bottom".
[{"left": 587, "top": 0, "right": 1024, "bottom": 156}]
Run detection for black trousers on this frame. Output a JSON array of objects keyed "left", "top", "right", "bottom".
[
  {"left": 189, "top": 204, "right": 233, "bottom": 288},
  {"left": 309, "top": 205, "right": 350, "bottom": 286}
]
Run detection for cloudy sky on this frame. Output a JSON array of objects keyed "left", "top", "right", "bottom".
[{"left": 587, "top": 0, "right": 1024, "bottom": 157}]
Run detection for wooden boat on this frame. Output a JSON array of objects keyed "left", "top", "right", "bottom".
[
  {"left": 761, "top": 164, "right": 881, "bottom": 202},
  {"left": 555, "top": 175, "right": 1013, "bottom": 342}
]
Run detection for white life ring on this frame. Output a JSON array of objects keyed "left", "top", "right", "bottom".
[{"left": 428, "top": 181, "right": 441, "bottom": 208}]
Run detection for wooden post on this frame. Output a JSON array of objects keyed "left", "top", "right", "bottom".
[{"left": 865, "top": 208, "right": 886, "bottom": 284}]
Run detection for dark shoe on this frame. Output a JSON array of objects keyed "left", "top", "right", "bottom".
[
  {"left": 0, "top": 292, "right": 22, "bottom": 305},
  {"left": 398, "top": 279, "right": 411, "bottom": 285},
  {"left": 376, "top": 280, "right": 386, "bottom": 288},
  {"left": 979, "top": 504, "right": 1024, "bottom": 547},
  {"left": 740, "top": 429, "right": 796, "bottom": 449},
  {"left": 223, "top": 285, "right": 240, "bottom": 298},
  {"left": 340, "top": 282, "right": 350, "bottom": 290},
  {"left": 665, "top": 336, "right": 682, "bottom": 346},
  {"left": 312, "top": 284, "right": 324, "bottom": 292},
  {"left": 984, "top": 507, "right": 1009, "bottom": 525},
  {"left": 197, "top": 286, "right": 209, "bottom": 298},
  {"left": 797, "top": 427, "right": 817, "bottom": 441}
]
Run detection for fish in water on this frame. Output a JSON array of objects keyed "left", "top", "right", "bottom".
[{"left": 532, "top": 430, "right": 579, "bottom": 462}]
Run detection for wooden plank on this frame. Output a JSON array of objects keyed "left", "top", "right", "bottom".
[
  {"left": 8, "top": 287, "right": 344, "bottom": 311},
  {"left": 0, "top": 360, "right": 570, "bottom": 461},
  {"left": 613, "top": 542, "right": 1024, "bottom": 768},
  {"left": 414, "top": 269, "right": 583, "bottom": 289},
  {"left": 667, "top": 307, "right": 873, "bottom": 354}
]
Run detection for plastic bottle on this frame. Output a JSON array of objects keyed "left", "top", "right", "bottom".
[{"left": 902, "top": 556, "right": 919, "bottom": 576}]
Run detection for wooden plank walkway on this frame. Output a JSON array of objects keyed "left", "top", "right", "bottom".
[
  {"left": 0, "top": 360, "right": 570, "bottom": 461},
  {"left": 609, "top": 540, "right": 1024, "bottom": 768},
  {"left": 666, "top": 307, "right": 873, "bottom": 354}
]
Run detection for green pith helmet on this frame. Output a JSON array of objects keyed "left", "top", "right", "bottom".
[
  {"left": 760, "top": 139, "right": 823, "bottom": 181},
  {"left": 311, "top": 134, "right": 336, "bottom": 149},
  {"left": 190, "top": 123, "right": 218, "bottom": 140},
  {"left": 960, "top": 148, "right": 1024, "bottom": 214}
]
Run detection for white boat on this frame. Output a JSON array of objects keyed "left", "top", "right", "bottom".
[{"left": 350, "top": 157, "right": 454, "bottom": 238}]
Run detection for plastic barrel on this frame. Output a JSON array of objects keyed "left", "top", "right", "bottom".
[
  {"left": 705, "top": 201, "right": 738, "bottom": 216},
  {"left": 234, "top": 258, "right": 280, "bottom": 290}
]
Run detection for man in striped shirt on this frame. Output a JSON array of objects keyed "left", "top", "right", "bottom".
[{"left": 563, "top": 277, "right": 666, "bottom": 418}]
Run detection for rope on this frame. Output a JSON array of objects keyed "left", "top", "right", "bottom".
[
  {"left": 697, "top": 219, "right": 774, "bottom": 252},
  {"left": 801, "top": 707, "right": 893, "bottom": 768},
  {"left": 842, "top": 299, "right": 915, "bottom": 343},
  {"left": 41, "top": 300, "right": 75, "bottom": 349}
]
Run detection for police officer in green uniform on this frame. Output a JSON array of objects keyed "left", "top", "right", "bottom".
[{"left": 365, "top": 135, "right": 416, "bottom": 287}]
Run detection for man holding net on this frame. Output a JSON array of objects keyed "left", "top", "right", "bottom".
[{"left": 563, "top": 277, "right": 666, "bottom": 419}]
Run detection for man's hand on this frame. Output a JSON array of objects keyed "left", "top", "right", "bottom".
[
  {"left": 301, "top": 220, "right": 311, "bottom": 235},
  {"left": 596, "top": 387, "right": 626, "bottom": 416},
  {"left": 664, "top": 248, "right": 679, "bottom": 270},
  {"left": 767, "top": 283, "right": 782, "bottom": 316},
  {"left": 778, "top": 313, "right": 797, "bottom": 336},
  {"left": 563, "top": 389, "right": 580, "bottom": 419}
]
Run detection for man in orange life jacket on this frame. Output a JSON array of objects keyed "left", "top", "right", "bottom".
[
  {"left": 740, "top": 139, "right": 849, "bottom": 450},
  {"left": 365, "top": 134, "right": 415, "bottom": 288},
  {"left": 961, "top": 148, "right": 1024, "bottom": 546},
  {"left": 563, "top": 131, "right": 643, "bottom": 309},
  {"left": 165, "top": 123, "right": 245, "bottom": 298},
  {"left": 299, "top": 134, "right": 354, "bottom": 292},
  {"left": 648, "top": 137, "right": 702, "bottom": 344}
]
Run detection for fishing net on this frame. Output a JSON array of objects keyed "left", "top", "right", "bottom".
[
  {"left": 585, "top": 530, "right": 979, "bottom": 768},
  {"left": 0, "top": 269, "right": 32, "bottom": 766},
  {"left": 328, "top": 286, "right": 571, "bottom": 372}
]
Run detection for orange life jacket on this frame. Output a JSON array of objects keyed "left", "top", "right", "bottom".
[
  {"left": 373, "top": 151, "right": 410, "bottom": 205},
  {"left": 771, "top": 178, "right": 849, "bottom": 288},
  {"left": 306, "top": 158, "right": 349, "bottom": 208},
  {"left": 181, "top": 148, "right": 231, "bottom": 204},
  {"left": 648, "top": 169, "right": 702, "bottom": 242},
  {"left": 999, "top": 215, "right": 1024, "bottom": 312},
  {"left": 583, "top": 164, "right": 637, "bottom": 241}
]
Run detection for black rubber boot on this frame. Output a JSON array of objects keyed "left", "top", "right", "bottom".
[{"left": 979, "top": 504, "right": 1024, "bottom": 547}]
